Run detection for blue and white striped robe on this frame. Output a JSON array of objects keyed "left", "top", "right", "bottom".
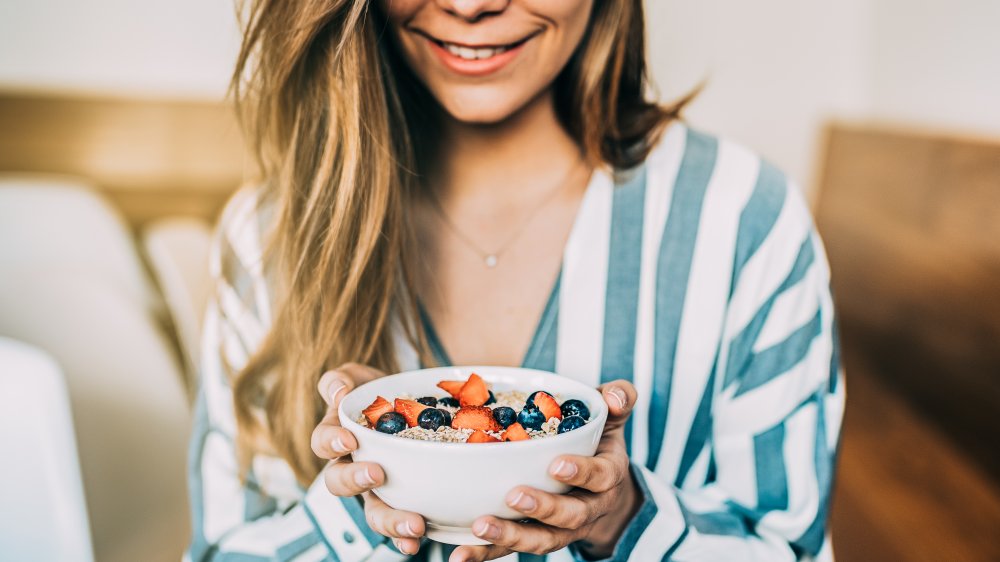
[{"left": 186, "top": 122, "right": 845, "bottom": 562}]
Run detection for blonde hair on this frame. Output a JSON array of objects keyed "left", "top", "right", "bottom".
[{"left": 229, "top": 0, "right": 690, "bottom": 485}]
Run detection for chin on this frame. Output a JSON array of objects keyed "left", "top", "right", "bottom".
[{"left": 436, "top": 88, "right": 533, "bottom": 125}]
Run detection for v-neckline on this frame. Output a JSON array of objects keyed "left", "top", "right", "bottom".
[
  {"left": 418, "top": 274, "right": 561, "bottom": 369},
  {"left": 417, "top": 166, "right": 612, "bottom": 369}
]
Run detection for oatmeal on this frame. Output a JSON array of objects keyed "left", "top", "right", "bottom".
[{"left": 356, "top": 372, "right": 592, "bottom": 443}]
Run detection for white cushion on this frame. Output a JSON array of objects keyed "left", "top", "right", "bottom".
[
  {"left": 0, "top": 175, "right": 161, "bottom": 311},
  {"left": 0, "top": 338, "right": 94, "bottom": 562}
]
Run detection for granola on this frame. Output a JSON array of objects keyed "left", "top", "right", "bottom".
[{"left": 357, "top": 372, "right": 592, "bottom": 443}]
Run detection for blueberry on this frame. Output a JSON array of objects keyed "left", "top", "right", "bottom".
[
  {"left": 485, "top": 390, "right": 497, "bottom": 405},
  {"left": 492, "top": 406, "right": 517, "bottom": 429},
  {"left": 417, "top": 408, "right": 447, "bottom": 430},
  {"left": 375, "top": 412, "right": 407, "bottom": 434},
  {"left": 517, "top": 406, "right": 546, "bottom": 430},
  {"left": 560, "top": 399, "right": 590, "bottom": 421},
  {"left": 557, "top": 415, "right": 586, "bottom": 434},
  {"left": 438, "top": 397, "right": 460, "bottom": 408},
  {"left": 438, "top": 408, "right": 453, "bottom": 428},
  {"left": 416, "top": 396, "right": 438, "bottom": 407}
]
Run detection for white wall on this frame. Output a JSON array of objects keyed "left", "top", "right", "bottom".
[
  {"left": 644, "top": 0, "right": 873, "bottom": 191},
  {"left": 867, "top": 0, "right": 1000, "bottom": 136},
  {"left": 644, "top": 0, "right": 1000, "bottom": 192},
  {"left": 0, "top": 0, "right": 240, "bottom": 99}
]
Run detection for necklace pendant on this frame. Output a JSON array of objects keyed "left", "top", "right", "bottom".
[{"left": 484, "top": 254, "right": 498, "bottom": 268}]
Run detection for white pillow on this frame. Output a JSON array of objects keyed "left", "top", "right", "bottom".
[{"left": 141, "top": 217, "right": 213, "bottom": 394}]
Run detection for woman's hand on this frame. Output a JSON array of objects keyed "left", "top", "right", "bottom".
[
  {"left": 312, "top": 363, "right": 427, "bottom": 555},
  {"left": 451, "top": 380, "right": 641, "bottom": 562}
]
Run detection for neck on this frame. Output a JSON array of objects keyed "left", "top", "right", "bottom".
[{"left": 428, "top": 89, "right": 586, "bottom": 202}]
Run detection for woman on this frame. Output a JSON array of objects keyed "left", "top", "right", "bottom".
[{"left": 187, "top": 0, "right": 844, "bottom": 561}]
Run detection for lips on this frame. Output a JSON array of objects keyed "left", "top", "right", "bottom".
[
  {"left": 417, "top": 30, "right": 538, "bottom": 77},
  {"left": 424, "top": 32, "right": 535, "bottom": 60}
]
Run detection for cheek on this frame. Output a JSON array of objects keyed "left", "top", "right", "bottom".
[
  {"left": 375, "top": 0, "right": 422, "bottom": 20},
  {"left": 524, "top": 0, "right": 594, "bottom": 34},
  {"left": 525, "top": 0, "right": 595, "bottom": 76}
]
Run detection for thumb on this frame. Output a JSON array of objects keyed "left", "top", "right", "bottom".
[{"left": 599, "top": 379, "right": 637, "bottom": 430}]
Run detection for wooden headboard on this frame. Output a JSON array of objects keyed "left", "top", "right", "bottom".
[
  {"left": 814, "top": 124, "right": 1000, "bottom": 475},
  {"left": 0, "top": 90, "right": 247, "bottom": 227}
]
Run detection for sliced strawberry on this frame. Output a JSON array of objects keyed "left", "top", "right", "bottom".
[
  {"left": 467, "top": 429, "right": 500, "bottom": 443},
  {"left": 362, "top": 396, "right": 394, "bottom": 426},
  {"left": 458, "top": 373, "right": 490, "bottom": 407},
  {"left": 451, "top": 406, "right": 501, "bottom": 432},
  {"left": 394, "top": 398, "right": 428, "bottom": 427},
  {"left": 501, "top": 423, "right": 530, "bottom": 442},
  {"left": 533, "top": 391, "right": 563, "bottom": 421},
  {"left": 436, "top": 380, "right": 465, "bottom": 398}
]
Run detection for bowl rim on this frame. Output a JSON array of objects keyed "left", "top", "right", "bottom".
[{"left": 338, "top": 366, "right": 609, "bottom": 450}]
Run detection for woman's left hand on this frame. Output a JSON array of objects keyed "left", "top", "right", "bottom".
[{"left": 451, "top": 380, "right": 641, "bottom": 562}]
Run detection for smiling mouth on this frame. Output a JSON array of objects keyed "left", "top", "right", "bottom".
[{"left": 418, "top": 30, "right": 538, "bottom": 61}]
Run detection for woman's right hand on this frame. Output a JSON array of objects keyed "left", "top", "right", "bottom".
[{"left": 312, "top": 363, "right": 427, "bottom": 555}]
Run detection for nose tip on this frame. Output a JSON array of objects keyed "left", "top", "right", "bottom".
[{"left": 442, "top": 0, "right": 508, "bottom": 22}]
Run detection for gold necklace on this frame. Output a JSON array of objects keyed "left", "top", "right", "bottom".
[{"left": 429, "top": 159, "right": 584, "bottom": 269}]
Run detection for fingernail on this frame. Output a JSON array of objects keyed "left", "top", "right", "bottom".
[
  {"left": 330, "top": 381, "right": 348, "bottom": 404},
  {"left": 331, "top": 436, "right": 349, "bottom": 453},
  {"left": 508, "top": 491, "right": 536, "bottom": 512},
  {"left": 395, "top": 520, "right": 415, "bottom": 537},
  {"left": 553, "top": 459, "right": 578, "bottom": 478},
  {"left": 473, "top": 519, "right": 500, "bottom": 540},
  {"left": 354, "top": 467, "right": 375, "bottom": 488},
  {"left": 607, "top": 387, "right": 627, "bottom": 410},
  {"left": 393, "top": 538, "right": 413, "bottom": 554}
]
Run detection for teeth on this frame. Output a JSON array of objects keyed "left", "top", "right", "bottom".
[{"left": 443, "top": 42, "right": 509, "bottom": 60}]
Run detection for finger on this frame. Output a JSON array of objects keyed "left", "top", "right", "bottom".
[
  {"left": 317, "top": 363, "right": 389, "bottom": 427},
  {"left": 317, "top": 370, "right": 355, "bottom": 414},
  {"left": 362, "top": 492, "right": 425, "bottom": 542},
  {"left": 449, "top": 543, "right": 512, "bottom": 562},
  {"left": 334, "top": 362, "right": 386, "bottom": 388},
  {"left": 593, "top": 421, "right": 630, "bottom": 457},
  {"left": 318, "top": 363, "right": 386, "bottom": 408},
  {"left": 311, "top": 424, "right": 358, "bottom": 460},
  {"left": 598, "top": 380, "right": 637, "bottom": 431},
  {"left": 324, "top": 461, "right": 384, "bottom": 497},
  {"left": 549, "top": 445, "right": 628, "bottom": 493},
  {"left": 504, "top": 486, "right": 597, "bottom": 530},
  {"left": 390, "top": 537, "right": 422, "bottom": 557},
  {"left": 471, "top": 516, "right": 574, "bottom": 555}
]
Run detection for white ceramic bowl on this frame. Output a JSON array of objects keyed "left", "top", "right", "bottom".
[{"left": 339, "top": 366, "right": 608, "bottom": 545}]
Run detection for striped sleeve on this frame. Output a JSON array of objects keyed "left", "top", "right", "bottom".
[
  {"left": 584, "top": 169, "right": 844, "bottom": 561},
  {"left": 185, "top": 188, "right": 412, "bottom": 562}
]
